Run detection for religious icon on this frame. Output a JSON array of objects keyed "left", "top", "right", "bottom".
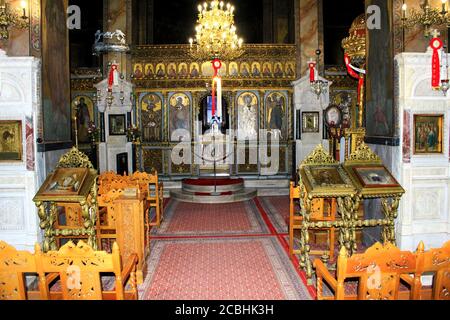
[
  {"left": 266, "top": 92, "right": 285, "bottom": 138},
  {"left": 333, "top": 92, "right": 354, "bottom": 127},
  {"left": 324, "top": 105, "right": 342, "bottom": 127},
  {"left": 218, "top": 62, "right": 227, "bottom": 77},
  {"left": 40, "top": 168, "right": 89, "bottom": 196},
  {"left": 190, "top": 63, "right": 200, "bottom": 77},
  {"left": 178, "top": 63, "right": 188, "bottom": 77},
  {"left": 302, "top": 112, "right": 319, "bottom": 133},
  {"left": 141, "top": 93, "right": 162, "bottom": 142},
  {"left": 201, "top": 62, "right": 214, "bottom": 77},
  {"left": 251, "top": 62, "right": 261, "bottom": 77},
  {"left": 237, "top": 92, "right": 258, "bottom": 141},
  {"left": 167, "top": 63, "right": 177, "bottom": 78},
  {"left": 145, "top": 64, "right": 154, "bottom": 78},
  {"left": 262, "top": 62, "right": 272, "bottom": 77},
  {"left": 109, "top": 114, "right": 126, "bottom": 136},
  {"left": 0, "top": 120, "right": 22, "bottom": 161},
  {"left": 133, "top": 64, "right": 143, "bottom": 78},
  {"left": 352, "top": 166, "right": 400, "bottom": 188},
  {"left": 156, "top": 63, "right": 166, "bottom": 78},
  {"left": 286, "top": 63, "right": 295, "bottom": 77},
  {"left": 72, "top": 96, "right": 94, "bottom": 143},
  {"left": 413, "top": 114, "right": 443, "bottom": 154},
  {"left": 229, "top": 62, "right": 238, "bottom": 76},
  {"left": 310, "top": 167, "right": 345, "bottom": 186},
  {"left": 274, "top": 63, "right": 284, "bottom": 77},
  {"left": 240, "top": 63, "right": 250, "bottom": 77},
  {"left": 169, "top": 93, "right": 190, "bottom": 141}
]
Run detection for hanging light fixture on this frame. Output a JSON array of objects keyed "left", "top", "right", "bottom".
[
  {"left": 0, "top": 0, "right": 29, "bottom": 41},
  {"left": 188, "top": 1, "right": 244, "bottom": 61},
  {"left": 401, "top": 0, "right": 450, "bottom": 38},
  {"left": 309, "top": 49, "right": 329, "bottom": 99}
]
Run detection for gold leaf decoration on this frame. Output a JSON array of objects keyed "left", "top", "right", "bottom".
[
  {"left": 346, "top": 142, "right": 381, "bottom": 164},
  {"left": 56, "top": 147, "right": 94, "bottom": 169},
  {"left": 300, "top": 144, "right": 337, "bottom": 167}
]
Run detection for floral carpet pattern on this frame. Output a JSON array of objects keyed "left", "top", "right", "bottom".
[{"left": 138, "top": 196, "right": 316, "bottom": 300}]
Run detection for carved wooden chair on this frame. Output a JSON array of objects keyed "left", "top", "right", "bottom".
[
  {"left": 402, "top": 240, "right": 450, "bottom": 300},
  {"left": 130, "top": 171, "right": 164, "bottom": 228},
  {"left": 289, "top": 181, "right": 336, "bottom": 261},
  {"left": 0, "top": 241, "right": 49, "bottom": 300},
  {"left": 96, "top": 189, "right": 125, "bottom": 252},
  {"left": 314, "top": 242, "right": 416, "bottom": 300},
  {"left": 37, "top": 240, "right": 138, "bottom": 300}
]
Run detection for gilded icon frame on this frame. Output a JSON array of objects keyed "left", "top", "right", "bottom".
[
  {"left": 413, "top": 114, "right": 443, "bottom": 154},
  {"left": 302, "top": 112, "right": 320, "bottom": 133},
  {"left": 0, "top": 120, "right": 22, "bottom": 162}
]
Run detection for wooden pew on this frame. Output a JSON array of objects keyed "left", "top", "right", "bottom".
[
  {"left": 402, "top": 240, "right": 450, "bottom": 300},
  {"left": 314, "top": 242, "right": 416, "bottom": 300},
  {"left": 37, "top": 240, "right": 138, "bottom": 300},
  {"left": 0, "top": 241, "right": 48, "bottom": 300}
]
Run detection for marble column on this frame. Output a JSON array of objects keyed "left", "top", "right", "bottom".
[
  {"left": 104, "top": 0, "right": 133, "bottom": 79},
  {"left": 296, "top": 0, "right": 323, "bottom": 77}
]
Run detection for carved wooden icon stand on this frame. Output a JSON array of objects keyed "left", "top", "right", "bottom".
[{"left": 33, "top": 147, "right": 98, "bottom": 252}]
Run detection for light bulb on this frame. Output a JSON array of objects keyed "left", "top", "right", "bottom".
[
  {"left": 402, "top": 3, "right": 407, "bottom": 11},
  {"left": 198, "top": 4, "right": 202, "bottom": 12}
]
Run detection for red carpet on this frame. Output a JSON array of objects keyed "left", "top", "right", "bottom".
[
  {"left": 140, "top": 238, "right": 311, "bottom": 300},
  {"left": 140, "top": 196, "right": 315, "bottom": 300},
  {"left": 258, "top": 196, "right": 295, "bottom": 234},
  {"left": 152, "top": 200, "right": 270, "bottom": 237}
]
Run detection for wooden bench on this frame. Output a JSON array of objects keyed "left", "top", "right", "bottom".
[
  {"left": 314, "top": 242, "right": 417, "bottom": 300},
  {"left": 401, "top": 240, "right": 450, "bottom": 300},
  {"left": 0, "top": 240, "right": 138, "bottom": 300}
]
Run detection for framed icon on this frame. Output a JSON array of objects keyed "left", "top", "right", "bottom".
[
  {"left": 413, "top": 114, "right": 443, "bottom": 154},
  {"left": 109, "top": 114, "right": 126, "bottom": 136},
  {"left": 324, "top": 105, "right": 342, "bottom": 127},
  {"left": 302, "top": 112, "right": 320, "bottom": 133},
  {"left": 0, "top": 120, "right": 22, "bottom": 161},
  {"left": 351, "top": 165, "right": 401, "bottom": 188}
]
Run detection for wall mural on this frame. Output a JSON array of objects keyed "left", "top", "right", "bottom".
[
  {"left": 237, "top": 92, "right": 259, "bottom": 141},
  {"left": 141, "top": 93, "right": 163, "bottom": 142},
  {"left": 169, "top": 93, "right": 191, "bottom": 141}
]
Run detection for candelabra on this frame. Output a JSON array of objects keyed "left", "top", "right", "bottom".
[
  {"left": 188, "top": 0, "right": 244, "bottom": 61},
  {"left": 309, "top": 49, "right": 329, "bottom": 99},
  {"left": 0, "top": 0, "right": 28, "bottom": 40},
  {"left": 401, "top": 0, "right": 450, "bottom": 37}
]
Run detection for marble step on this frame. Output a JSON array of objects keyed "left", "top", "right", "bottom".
[
  {"left": 169, "top": 188, "right": 257, "bottom": 204},
  {"left": 182, "top": 178, "right": 245, "bottom": 193}
]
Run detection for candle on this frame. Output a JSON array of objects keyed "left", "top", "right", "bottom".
[
  {"left": 442, "top": 0, "right": 447, "bottom": 13},
  {"left": 402, "top": 4, "right": 407, "bottom": 19},
  {"left": 216, "top": 76, "right": 222, "bottom": 120}
]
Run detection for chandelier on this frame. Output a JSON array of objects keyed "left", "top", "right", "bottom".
[
  {"left": 401, "top": 0, "right": 450, "bottom": 37},
  {"left": 0, "top": 1, "right": 28, "bottom": 41},
  {"left": 188, "top": 1, "right": 244, "bottom": 61}
]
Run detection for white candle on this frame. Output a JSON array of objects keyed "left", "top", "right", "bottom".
[{"left": 216, "top": 76, "right": 222, "bottom": 120}]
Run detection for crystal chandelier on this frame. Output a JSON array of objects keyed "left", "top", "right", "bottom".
[
  {"left": 188, "top": 1, "right": 244, "bottom": 61},
  {"left": 0, "top": 0, "right": 28, "bottom": 41},
  {"left": 401, "top": 0, "right": 450, "bottom": 37}
]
